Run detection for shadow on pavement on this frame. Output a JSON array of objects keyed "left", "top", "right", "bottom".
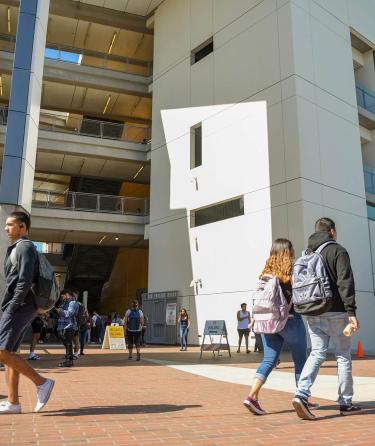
[{"left": 42, "top": 404, "right": 202, "bottom": 417}]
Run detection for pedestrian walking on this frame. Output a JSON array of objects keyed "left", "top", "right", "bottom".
[
  {"left": 124, "top": 300, "right": 144, "bottom": 361},
  {"left": 71, "top": 290, "right": 81, "bottom": 359},
  {"left": 79, "top": 307, "right": 90, "bottom": 355},
  {"left": 0, "top": 211, "right": 54, "bottom": 413},
  {"left": 57, "top": 289, "right": 79, "bottom": 367},
  {"left": 178, "top": 308, "right": 190, "bottom": 351},
  {"left": 292, "top": 218, "right": 361, "bottom": 420},
  {"left": 243, "top": 239, "right": 318, "bottom": 415},
  {"left": 237, "top": 303, "right": 251, "bottom": 353}
]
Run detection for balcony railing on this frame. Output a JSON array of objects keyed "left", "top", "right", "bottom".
[
  {"left": 0, "top": 106, "right": 151, "bottom": 144},
  {"left": 0, "top": 33, "right": 152, "bottom": 77},
  {"left": 364, "top": 166, "right": 375, "bottom": 195},
  {"left": 32, "top": 189, "right": 149, "bottom": 216},
  {"left": 356, "top": 85, "right": 375, "bottom": 114}
]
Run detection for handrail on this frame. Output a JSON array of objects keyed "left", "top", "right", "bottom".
[
  {"left": 0, "top": 105, "right": 151, "bottom": 144},
  {"left": 0, "top": 33, "right": 153, "bottom": 77},
  {"left": 32, "top": 189, "right": 150, "bottom": 216},
  {"left": 356, "top": 85, "right": 375, "bottom": 114}
]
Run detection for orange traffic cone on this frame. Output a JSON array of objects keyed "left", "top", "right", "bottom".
[{"left": 357, "top": 340, "right": 364, "bottom": 358}]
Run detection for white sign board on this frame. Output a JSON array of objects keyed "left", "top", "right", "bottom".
[{"left": 166, "top": 303, "right": 177, "bottom": 326}]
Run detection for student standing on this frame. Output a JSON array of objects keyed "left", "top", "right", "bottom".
[
  {"left": 178, "top": 308, "right": 190, "bottom": 351},
  {"left": 0, "top": 212, "right": 54, "bottom": 413},
  {"left": 237, "top": 303, "right": 251, "bottom": 353},
  {"left": 124, "top": 300, "right": 144, "bottom": 361}
]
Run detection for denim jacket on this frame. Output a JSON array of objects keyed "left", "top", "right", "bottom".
[{"left": 57, "top": 298, "right": 79, "bottom": 331}]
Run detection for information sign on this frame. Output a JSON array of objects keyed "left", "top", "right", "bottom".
[
  {"left": 102, "top": 325, "right": 126, "bottom": 350},
  {"left": 166, "top": 303, "right": 177, "bottom": 325},
  {"left": 200, "top": 320, "right": 231, "bottom": 359}
]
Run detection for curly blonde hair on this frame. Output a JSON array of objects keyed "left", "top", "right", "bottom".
[{"left": 259, "top": 238, "right": 295, "bottom": 284}]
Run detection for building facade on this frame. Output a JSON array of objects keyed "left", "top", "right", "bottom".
[{"left": 1, "top": 0, "right": 375, "bottom": 350}]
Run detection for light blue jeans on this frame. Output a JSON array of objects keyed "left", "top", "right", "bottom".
[{"left": 295, "top": 312, "right": 353, "bottom": 405}]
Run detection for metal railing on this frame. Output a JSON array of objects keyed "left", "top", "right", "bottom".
[
  {"left": 0, "top": 33, "right": 153, "bottom": 77},
  {"left": 364, "top": 165, "right": 375, "bottom": 195},
  {"left": 0, "top": 106, "right": 151, "bottom": 144},
  {"left": 356, "top": 85, "right": 375, "bottom": 114},
  {"left": 32, "top": 189, "right": 149, "bottom": 216}
]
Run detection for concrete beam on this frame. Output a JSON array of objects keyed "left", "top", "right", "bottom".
[
  {"left": 0, "top": 51, "right": 152, "bottom": 97},
  {"left": 2, "top": 0, "right": 153, "bottom": 35},
  {"left": 30, "top": 207, "right": 147, "bottom": 236}
]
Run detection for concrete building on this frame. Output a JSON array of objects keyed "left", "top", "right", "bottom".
[{"left": 1, "top": 0, "right": 375, "bottom": 350}]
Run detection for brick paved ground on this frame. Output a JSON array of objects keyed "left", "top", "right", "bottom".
[{"left": 0, "top": 345, "right": 374, "bottom": 446}]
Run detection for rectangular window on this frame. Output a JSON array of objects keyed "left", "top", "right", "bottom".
[
  {"left": 191, "top": 38, "right": 213, "bottom": 64},
  {"left": 191, "top": 197, "right": 244, "bottom": 227},
  {"left": 190, "top": 123, "right": 202, "bottom": 169}
]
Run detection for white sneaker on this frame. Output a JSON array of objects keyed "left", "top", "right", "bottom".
[
  {"left": 0, "top": 401, "right": 21, "bottom": 414},
  {"left": 34, "top": 379, "right": 55, "bottom": 413},
  {"left": 28, "top": 354, "right": 40, "bottom": 360},
  {"left": 73, "top": 353, "right": 79, "bottom": 360}
]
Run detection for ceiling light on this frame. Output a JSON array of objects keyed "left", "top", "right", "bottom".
[
  {"left": 114, "top": 235, "right": 119, "bottom": 241},
  {"left": 0, "top": 76, "right": 3, "bottom": 97},
  {"left": 7, "top": 8, "right": 11, "bottom": 34},
  {"left": 98, "top": 235, "right": 106, "bottom": 245},
  {"left": 102, "top": 95, "right": 111, "bottom": 114},
  {"left": 108, "top": 32, "right": 117, "bottom": 55},
  {"left": 133, "top": 165, "right": 144, "bottom": 180}
]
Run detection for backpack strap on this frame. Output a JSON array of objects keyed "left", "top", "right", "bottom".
[
  {"left": 315, "top": 241, "right": 336, "bottom": 254},
  {"left": 9, "top": 239, "right": 35, "bottom": 273}
]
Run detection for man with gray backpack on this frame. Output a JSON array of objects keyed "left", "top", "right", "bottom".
[
  {"left": 292, "top": 217, "right": 361, "bottom": 420},
  {"left": 0, "top": 212, "right": 55, "bottom": 414}
]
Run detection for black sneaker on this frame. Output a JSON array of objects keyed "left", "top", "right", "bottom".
[
  {"left": 340, "top": 404, "right": 362, "bottom": 414},
  {"left": 292, "top": 396, "right": 316, "bottom": 420}
]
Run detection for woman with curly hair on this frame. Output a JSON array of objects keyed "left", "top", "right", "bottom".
[{"left": 243, "top": 239, "right": 318, "bottom": 415}]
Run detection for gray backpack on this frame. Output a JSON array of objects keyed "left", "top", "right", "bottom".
[
  {"left": 292, "top": 241, "right": 335, "bottom": 316},
  {"left": 10, "top": 240, "right": 60, "bottom": 313}
]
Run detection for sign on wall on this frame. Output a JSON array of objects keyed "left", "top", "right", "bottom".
[
  {"left": 147, "top": 290, "right": 178, "bottom": 300},
  {"left": 166, "top": 303, "right": 177, "bottom": 325}
]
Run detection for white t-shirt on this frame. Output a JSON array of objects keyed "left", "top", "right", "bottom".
[
  {"left": 237, "top": 310, "right": 250, "bottom": 329},
  {"left": 125, "top": 309, "right": 144, "bottom": 332}
]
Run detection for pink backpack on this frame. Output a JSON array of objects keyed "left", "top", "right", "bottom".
[{"left": 251, "top": 275, "right": 291, "bottom": 334}]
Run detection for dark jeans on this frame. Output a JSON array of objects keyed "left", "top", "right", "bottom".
[
  {"left": 180, "top": 326, "right": 189, "bottom": 348},
  {"left": 59, "top": 328, "right": 75, "bottom": 360},
  {"left": 254, "top": 333, "right": 263, "bottom": 352},
  {"left": 79, "top": 329, "right": 88, "bottom": 354}
]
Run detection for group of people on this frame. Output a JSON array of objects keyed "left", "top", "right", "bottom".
[
  {"left": 0, "top": 210, "right": 363, "bottom": 420},
  {"left": 243, "top": 217, "right": 361, "bottom": 420}
]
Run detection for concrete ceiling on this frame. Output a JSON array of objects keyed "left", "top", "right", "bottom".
[
  {"left": 71, "top": 0, "right": 163, "bottom": 16},
  {"left": 0, "top": 75, "right": 152, "bottom": 122},
  {"left": 29, "top": 227, "right": 148, "bottom": 247}
]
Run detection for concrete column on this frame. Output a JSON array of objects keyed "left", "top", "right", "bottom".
[
  {"left": 0, "top": 0, "right": 50, "bottom": 211},
  {"left": 0, "top": 0, "right": 50, "bottom": 296}
]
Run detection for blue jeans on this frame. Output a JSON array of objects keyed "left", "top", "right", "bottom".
[
  {"left": 255, "top": 313, "right": 307, "bottom": 385},
  {"left": 79, "top": 329, "right": 88, "bottom": 353},
  {"left": 295, "top": 312, "right": 353, "bottom": 405},
  {"left": 180, "top": 326, "right": 189, "bottom": 348}
]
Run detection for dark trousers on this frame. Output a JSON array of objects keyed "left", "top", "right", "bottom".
[
  {"left": 254, "top": 333, "right": 263, "bottom": 352},
  {"left": 79, "top": 329, "right": 88, "bottom": 354},
  {"left": 60, "top": 328, "right": 75, "bottom": 360},
  {"left": 141, "top": 327, "right": 146, "bottom": 346}
]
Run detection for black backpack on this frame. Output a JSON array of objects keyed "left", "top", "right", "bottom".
[
  {"left": 10, "top": 240, "right": 60, "bottom": 313},
  {"left": 76, "top": 302, "right": 88, "bottom": 328}
]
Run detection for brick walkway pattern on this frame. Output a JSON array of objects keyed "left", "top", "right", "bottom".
[{"left": 0, "top": 346, "right": 375, "bottom": 446}]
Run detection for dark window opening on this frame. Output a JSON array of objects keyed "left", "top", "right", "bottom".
[
  {"left": 81, "top": 116, "right": 124, "bottom": 139},
  {"left": 191, "top": 38, "right": 213, "bottom": 64},
  {"left": 191, "top": 197, "right": 244, "bottom": 227},
  {"left": 190, "top": 123, "right": 202, "bottom": 169}
]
